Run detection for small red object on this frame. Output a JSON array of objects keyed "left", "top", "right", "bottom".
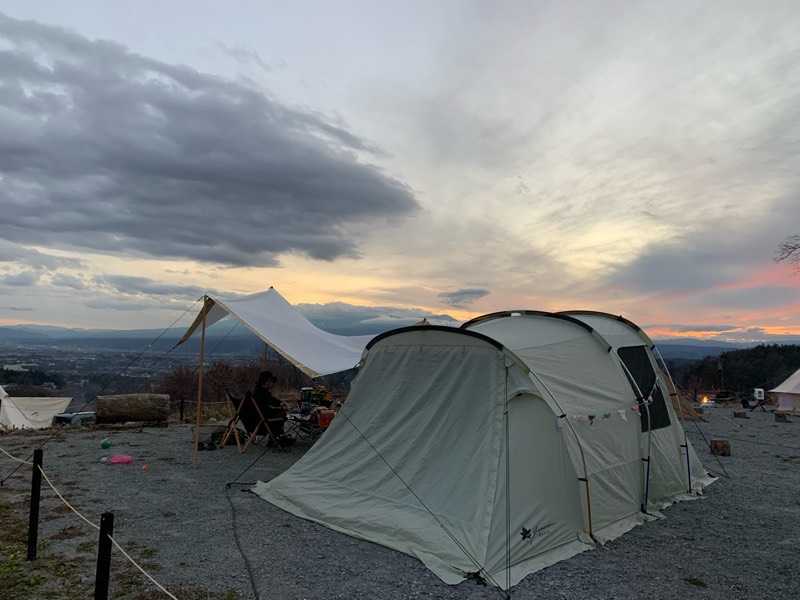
[
  {"left": 317, "top": 410, "right": 335, "bottom": 429},
  {"left": 109, "top": 454, "right": 134, "bottom": 464}
]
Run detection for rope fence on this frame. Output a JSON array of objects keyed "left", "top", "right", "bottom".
[
  {"left": 0, "top": 445, "right": 32, "bottom": 465},
  {"left": 0, "top": 443, "right": 181, "bottom": 599}
]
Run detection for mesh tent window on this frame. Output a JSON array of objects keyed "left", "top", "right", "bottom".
[{"left": 617, "top": 345, "right": 671, "bottom": 432}]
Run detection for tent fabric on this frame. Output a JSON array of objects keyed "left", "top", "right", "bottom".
[
  {"left": 254, "top": 323, "right": 713, "bottom": 589},
  {"left": 176, "top": 287, "right": 372, "bottom": 378},
  {"left": 0, "top": 396, "right": 72, "bottom": 430},
  {"left": 465, "top": 314, "right": 653, "bottom": 529},
  {"left": 255, "top": 328, "right": 591, "bottom": 589},
  {"left": 560, "top": 311, "right": 713, "bottom": 503},
  {"left": 771, "top": 368, "right": 800, "bottom": 413}
]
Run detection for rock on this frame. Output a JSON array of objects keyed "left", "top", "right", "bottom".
[{"left": 95, "top": 393, "right": 170, "bottom": 424}]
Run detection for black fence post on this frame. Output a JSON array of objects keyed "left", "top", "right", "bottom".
[
  {"left": 94, "top": 512, "right": 114, "bottom": 600},
  {"left": 26, "top": 448, "right": 43, "bottom": 561}
]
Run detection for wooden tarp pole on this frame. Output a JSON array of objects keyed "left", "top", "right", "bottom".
[{"left": 192, "top": 297, "right": 208, "bottom": 464}]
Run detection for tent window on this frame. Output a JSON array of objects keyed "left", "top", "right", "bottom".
[{"left": 617, "top": 346, "right": 671, "bottom": 432}]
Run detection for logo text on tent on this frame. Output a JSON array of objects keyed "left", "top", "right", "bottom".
[{"left": 520, "top": 523, "right": 554, "bottom": 542}]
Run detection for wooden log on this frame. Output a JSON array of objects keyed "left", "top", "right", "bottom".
[
  {"left": 95, "top": 394, "right": 170, "bottom": 424},
  {"left": 710, "top": 438, "right": 731, "bottom": 456},
  {"left": 733, "top": 410, "right": 749, "bottom": 419}
]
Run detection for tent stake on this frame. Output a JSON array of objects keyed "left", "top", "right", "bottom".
[{"left": 193, "top": 297, "right": 208, "bottom": 464}]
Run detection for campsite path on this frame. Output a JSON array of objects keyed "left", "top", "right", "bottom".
[{"left": 0, "top": 410, "right": 798, "bottom": 599}]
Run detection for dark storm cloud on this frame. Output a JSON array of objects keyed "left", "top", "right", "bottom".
[
  {"left": 0, "top": 13, "right": 417, "bottom": 267},
  {"left": 694, "top": 286, "right": 799, "bottom": 311},
  {"left": 95, "top": 274, "right": 230, "bottom": 300},
  {"left": 296, "top": 302, "right": 458, "bottom": 336},
  {"left": 437, "top": 288, "right": 490, "bottom": 308},
  {"left": 607, "top": 195, "right": 800, "bottom": 295}
]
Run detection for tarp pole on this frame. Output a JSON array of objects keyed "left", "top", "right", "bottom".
[{"left": 192, "top": 297, "right": 208, "bottom": 464}]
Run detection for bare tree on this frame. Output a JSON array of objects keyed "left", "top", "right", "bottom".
[{"left": 777, "top": 235, "right": 800, "bottom": 267}]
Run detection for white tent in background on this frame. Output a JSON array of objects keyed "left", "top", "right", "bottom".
[
  {"left": 0, "top": 396, "right": 72, "bottom": 430},
  {"left": 176, "top": 287, "right": 371, "bottom": 378},
  {"left": 770, "top": 368, "right": 800, "bottom": 413},
  {"left": 254, "top": 322, "right": 713, "bottom": 590}
]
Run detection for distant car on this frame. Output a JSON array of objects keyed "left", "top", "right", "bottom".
[{"left": 53, "top": 411, "right": 96, "bottom": 426}]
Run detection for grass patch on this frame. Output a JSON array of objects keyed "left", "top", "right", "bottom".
[{"left": 0, "top": 495, "right": 92, "bottom": 599}]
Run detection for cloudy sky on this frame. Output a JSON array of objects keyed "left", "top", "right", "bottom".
[{"left": 1, "top": 1, "right": 799, "bottom": 341}]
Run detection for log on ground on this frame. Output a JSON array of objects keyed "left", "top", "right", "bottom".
[{"left": 95, "top": 394, "right": 170, "bottom": 424}]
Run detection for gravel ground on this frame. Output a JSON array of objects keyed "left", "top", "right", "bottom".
[{"left": 1, "top": 407, "right": 798, "bottom": 599}]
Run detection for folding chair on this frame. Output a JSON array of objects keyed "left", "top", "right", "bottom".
[{"left": 219, "top": 391, "right": 280, "bottom": 453}]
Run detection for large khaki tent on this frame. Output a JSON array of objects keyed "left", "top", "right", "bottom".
[
  {"left": 770, "top": 368, "right": 800, "bottom": 413},
  {"left": 255, "top": 321, "right": 713, "bottom": 589}
]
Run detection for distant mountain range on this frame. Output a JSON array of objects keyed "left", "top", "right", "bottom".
[{"left": 0, "top": 322, "right": 790, "bottom": 360}]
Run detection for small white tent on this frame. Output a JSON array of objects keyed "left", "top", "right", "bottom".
[
  {"left": 770, "top": 368, "right": 800, "bottom": 413},
  {"left": 0, "top": 396, "right": 72, "bottom": 430},
  {"left": 176, "top": 287, "right": 371, "bottom": 377},
  {"left": 254, "top": 323, "right": 713, "bottom": 589}
]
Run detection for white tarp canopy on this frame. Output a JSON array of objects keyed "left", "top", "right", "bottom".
[
  {"left": 254, "top": 324, "right": 713, "bottom": 589},
  {"left": 0, "top": 396, "right": 72, "bottom": 430},
  {"left": 770, "top": 368, "right": 800, "bottom": 413},
  {"left": 176, "top": 287, "right": 372, "bottom": 378}
]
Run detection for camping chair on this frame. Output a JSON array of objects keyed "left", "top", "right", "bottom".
[{"left": 219, "top": 391, "right": 281, "bottom": 453}]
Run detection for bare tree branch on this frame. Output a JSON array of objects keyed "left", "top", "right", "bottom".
[{"left": 776, "top": 235, "right": 800, "bottom": 265}]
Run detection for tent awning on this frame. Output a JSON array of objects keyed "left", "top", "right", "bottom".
[{"left": 176, "top": 287, "right": 372, "bottom": 378}]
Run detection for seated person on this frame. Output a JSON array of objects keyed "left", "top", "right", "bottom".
[{"left": 253, "top": 371, "right": 286, "bottom": 436}]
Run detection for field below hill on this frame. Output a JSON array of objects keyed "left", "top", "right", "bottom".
[{"left": 0, "top": 409, "right": 798, "bottom": 599}]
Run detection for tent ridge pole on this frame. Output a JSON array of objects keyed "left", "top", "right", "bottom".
[{"left": 192, "top": 295, "right": 208, "bottom": 464}]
